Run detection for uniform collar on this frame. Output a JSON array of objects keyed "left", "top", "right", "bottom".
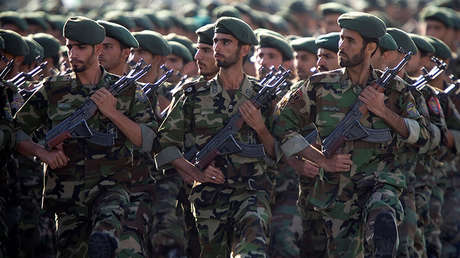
[{"left": 210, "top": 73, "right": 255, "bottom": 98}]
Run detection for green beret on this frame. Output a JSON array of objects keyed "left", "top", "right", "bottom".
[
  {"left": 23, "top": 37, "right": 44, "bottom": 65},
  {"left": 258, "top": 33, "right": 294, "bottom": 60},
  {"left": 129, "top": 13, "right": 154, "bottom": 30},
  {"left": 0, "top": 36, "right": 4, "bottom": 50},
  {"left": 213, "top": 5, "right": 241, "bottom": 19},
  {"left": 291, "top": 37, "right": 317, "bottom": 54},
  {"left": 315, "top": 32, "right": 340, "bottom": 53},
  {"left": 165, "top": 33, "right": 196, "bottom": 57},
  {"left": 23, "top": 12, "right": 50, "bottom": 31},
  {"left": 409, "top": 34, "right": 435, "bottom": 54},
  {"left": 135, "top": 11, "right": 165, "bottom": 29},
  {"left": 97, "top": 20, "right": 139, "bottom": 48},
  {"left": 31, "top": 33, "right": 61, "bottom": 58},
  {"left": 0, "top": 12, "right": 28, "bottom": 31},
  {"left": 288, "top": 1, "right": 310, "bottom": 14},
  {"left": 387, "top": 28, "right": 418, "bottom": 54},
  {"left": 103, "top": 11, "right": 135, "bottom": 30},
  {"left": 441, "top": 7, "right": 459, "bottom": 29},
  {"left": 319, "top": 3, "right": 353, "bottom": 16},
  {"left": 426, "top": 36, "right": 452, "bottom": 60},
  {"left": 168, "top": 41, "right": 193, "bottom": 63},
  {"left": 47, "top": 15, "right": 66, "bottom": 31},
  {"left": 0, "top": 29, "right": 29, "bottom": 56},
  {"left": 268, "top": 15, "right": 289, "bottom": 33},
  {"left": 133, "top": 30, "right": 171, "bottom": 56},
  {"left": 215, "top": 17, "right": 258, "bottom": 45},
  {"left": 286, "top": 35, "right": 301, "bottom": 41},
  {"left": 420, "top": 6, "right": 453, "bottom": 28},
  {"left": 196, "top": 23, "right": 215, "bottom": 45},
  {"left": 379, "top": 33, "right": 398, "bottom": 51},
  {"left": 338, "top": 12, "right": 386, "bottom": 39},
  {"left": 254, "top": 28, "right": 284, "bottom": 39},
  {"left": 63, "top": 16, "right": 105, "bottom": 45}
]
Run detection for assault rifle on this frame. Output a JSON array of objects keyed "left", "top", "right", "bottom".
[
  {"left": 142, "top": 65, "right": 174, "bottom": 96},
  {"left": 185, "top": 68, "right": 292, "bottom": 170},
  {"left": 412, "top": 57, "right": 447, "bottom": 91},
  {"left": 44, "top": 61, "right": 151, "bottom": 149},
  {"left": 9, "top": 61, "right": 48, "bottom": 97},
  {"left": 321, "top": 52, "right": 413, "bottom": 158}
]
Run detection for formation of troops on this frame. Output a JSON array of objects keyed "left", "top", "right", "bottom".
[{"left": 0, "top": 0, "right": 460, "bottom": 257}]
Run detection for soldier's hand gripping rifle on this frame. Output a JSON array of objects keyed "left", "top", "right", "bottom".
[
  {"left": 44, "top": 61, "right": 151, "bottom": 149},
  {"left": 185, "top": 68, "right": 292, "bottom": 170},
  {"left": 411, "top": 57, "right": 447, "bottom": 91},
  {"left": 320, "top": 52, "right": 413, "bottom": 158}
]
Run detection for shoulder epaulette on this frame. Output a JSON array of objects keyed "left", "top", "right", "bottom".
[{"left": 183, "top": 80, "right": 210, "bottom": 95}]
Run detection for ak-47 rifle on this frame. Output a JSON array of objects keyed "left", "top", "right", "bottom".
[
  {"left": 320, "top": 52, "right": 413, "bottom": 158},
  {"left": 8, "top": 61, "right": 48, "bottom": 97},
  {"left": 412, "top": 57, "right": 447, "bottom": 91},
  {"left": 44, "top": 61, "right": 151, "bottom": 149},
  {"left": 142, "top": 65, "right": 174, "bottom": 96},
  {"left": 185, "top": 68, "right": 292, "bottom": 170},
  {"left": 0, "top": 59, "right": 14, "bottom": 80}
]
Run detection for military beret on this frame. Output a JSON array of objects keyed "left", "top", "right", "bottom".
[
  {"left": 196, "top": 23, "right": 215, "bottom": 45},
  {"left": 213, "top": 5, "right": 241, "bottom": 19},
  {"left": 135, "top": 11, "right": 165, "bottom": 29},
  {"left": 47, "top": 14, "right": 66, "bottom": 31},
  {"left": 215, "top": 17, "right": 258, "bottom": 45},
  {"left": 63, "top": 16, "right": 105, "bottom": 45},
  {"left": 286, "top": 35, "right": 301, "bottom": 41},
  {"left": 315, "top": 32, "right": 340, "bottom": 53},
  {"left": 168, "top": 41, "right": 193, "bottom": 63},
  {"left": 31, "top": 33, "right": 61, "bottom": 58},
  {"left": 290, "top": 37, "right": 317, "bottom": 54},
  {"left": 319, "top": 3, "right": 353, "bottom": 16},
  {"left": 0, "top": 12, "right": 28, "bottom": 31},
  {"left": 23, "top": 12, "right": 50, "bottom": 31},
  {"left": 254, "top": 28, "right": 284, "bottom": 39},
  {"left": 258, "top": 33, "right": 294, "bottom": 60},
  {"left": 0, "top": 29, "right": 29, "bottom": 56},
  {"left": 268, "top": 15, "right": 289, "bottom": 33},
  {"left": 129, "top": 13, "right": 154, "bottom": 30},
  {"left": 420, "top": 6, "right": 453, "bottom": 28},
  {"left": 97, "top": 20, "right": 139, "bottom": 48},
  {"left": 0, "top": 36, "right": 4, "bottom": 50},
  {"left": 378, "top": 33, "right": 399, "bottom": 51},
  {"left": 288, "top": 1, "right": 310, "bottom": 14},
  {"left": 103, "top": 11, "right": 135, "bottom": 30},
  {"left": 426, "top": 36, "right": 452, "bottom": 60},
  {"left": 409, "top": 34, "right": 435, "bottom": 54},
  {"left": 338, "top": 12, "right": 386, "bottom": 39},
  {"left": 133, "top": 30, "right": 171, "bottom": 56},
  {"left": 387, "top": 28, "right": 418, "bottom": 54},
  {"left": 165, "top": 33, "right": 196, "bottom": 57},
  {"left": 23, "top": 37, "right": 44, "bottom": 65},
  {"left": 441, "top": 7, "right": 459, "bottom": 29}
]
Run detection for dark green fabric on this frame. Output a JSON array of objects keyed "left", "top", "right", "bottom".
[
  {"left": 420, "top": 6, "right": 453, "bottom": 28},
  {"left": 426, "top": 36, "right": 452, "bottom": 60},
  {"left": 379, "top": 33, "right": 398, "bottom": 51},
  {"left": 97, "top": 20, "right": 139, "bottom": 48},
  {"left": 165, "top": 33, "right": 196, "bottom": 57},
  {"left": 258, "top": 33, "right": 294, "bottom": 60},
  {"left": 196, "top": 23, "right": 215, "bottom": 45},
  {"left": 133, "top": 30, "right": 171, "bottom": 56},
  {"left": 23, "top": 12, "right": 50, "bottom": 31},
  {"left": 213, "top": 5, "right": 241, "bottom": 19},
  {"left": 315, "top": 32, "right": 340, "bottom": 53},
  {"left": 23, "top": 37, "right": 44, "bottom": 65},
  {"left": 31, "top": 33, "right": 61, "bottom": 58},
  {"left": 103, "top": 11, "right": 135, "bottom": 30},
  {"left": 387, "top": 28, "right": 418, "bottom": 54},
  {"left": 168, "top": 41, "right": 193, "bottom": 63},
  {"left": 291, "top": 37, "right": 318, "bottom": 54},
  {"left": 338, "top": 12, "right": 386, "bottom": 39},
  {"left": 214, "top": 17, "right": 258, "bottom": 45},
  {"left": 0, "top": 11, "right": 28, "bottom": 31},
  {"left": 409, "top": 34, "right": 435, "bottom": 54},
  {"left": 0, "top": 29, "right": 29, "bottom": 56},
  {"left": 319, "top": 2, "right": 353, "bottom": 16},
  {"left": 63, "top": 16, "right": 105, "bottom": 45}
]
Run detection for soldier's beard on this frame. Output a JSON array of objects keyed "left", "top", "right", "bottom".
[
  {"left": 339, "top": 47, "right": 365, "bottom": 68},
  {"left": 216, "top": 46, "right": 241, "bottom": 68}
]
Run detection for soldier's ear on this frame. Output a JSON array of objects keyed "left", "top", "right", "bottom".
[
  {"left": 240, "top": 44, "right": 251, "bottom": 58},
  {"left": 366, "top": 42, "right": 377, "bottom": 57},
  {"left": 94, "top": 43, "right": 103, "bottom": 56}
]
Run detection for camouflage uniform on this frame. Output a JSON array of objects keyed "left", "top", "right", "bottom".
[
  {"left": 156, "top": 74, "right": 277, "bottom": 258},
  {"left": 15, "top": 67, "right": 157, "bottom": 257},
  {"left": 273, "top": 68, "right": 429, "bottom": 258}
]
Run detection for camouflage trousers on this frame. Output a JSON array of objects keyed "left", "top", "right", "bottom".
[
  {"left": 190, "top": 176, "right": 272, "bottom": 258},
  {"left": 180, "top": 184, "right": 201, "bottom": 258},
  {"left": 150, "top": 170, "right": 186, "bottom": 257},
  {"left": 425, "top": 180, "right": 446, "bottom": 258},
  {"left": 309, "top": 173, "right": 404, "bottom": 258},
  {"left": 269, "top": 166, "right": 302, "bottom": 258},
  {"left": 397, "top": 171, "right": 417, "bottom": 258},
  {"left": 440, "top": 174, "right": 460, "bottom": 258},
  {"left": 44, "top": 160, "right": 151, "bottom": 258}
]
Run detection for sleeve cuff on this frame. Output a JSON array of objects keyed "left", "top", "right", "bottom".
[
  {"left": 429, "top": 123, "right": 441, "bottom": 150},
  {"left": 450, "top": 129, "right": 460, "bottom": 153},
  {"left": 16, "top": 129, "right": 32, "bottom": 142},
  {"left": 139, "top": 124, "right": 157, "bottom": 153},
  {"left": 155, "top": 145, "right": 183, "bottom": 169},
  {"left": 280, "top": 133, "right": 311, "bottom": 158},
  {"left": 402, "top": 118, "right": 420, "bottom": 145}
]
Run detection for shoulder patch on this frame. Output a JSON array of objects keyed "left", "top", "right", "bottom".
[{"left": 427, "top": 96, "right": 441, "bottom": 116}]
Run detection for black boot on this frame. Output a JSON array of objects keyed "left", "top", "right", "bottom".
[
  {"left": 373, "top": 212, "right": 398, "bottom": 258},
  {"left": 88, "top": 232, "right": 117, "bottom": 258}
]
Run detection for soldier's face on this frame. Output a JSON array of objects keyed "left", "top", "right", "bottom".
[
  {"left": 406, "top": 50, "right": 421, "bottom": 76},
  {"left": 99, "top": 37, "right": 127, "bottom": 72},
  {"left": 338, "top": 29, "right": 366, "bottom": 68},
  {"left": 165, "top": 54, "right": 185, "bottom": 82},
  {"left": 66, "top": 39, "right": 98, "bottom": 73},
  {"left": 295, "top": 50, "right": 317, "bottom": 79},
  {"left": 195, "top": 43, "right": 218, "bottom": 77},
  {"left": 423, "top": 20, "right": 448, "bottom": 42},
  {"left": 213, "top": 33, "right": 242, "bottom": 68},
  {"left": 255, "top": 47, "right": 283, "bottom": 79},
  {"left": 322, "top": 14, "right": 341, "bottom": 33},
  {"left": 316, "top": 48, "right": 339, "bottom": 72},
  {"left": 129, "top": 48, "right": 154, "bottom": 65}
]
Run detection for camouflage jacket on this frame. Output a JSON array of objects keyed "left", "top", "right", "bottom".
[
  {"left": 0, "top": 80, "right": 16, "bottom": 153},
  {"left": 15, "top": 67, "right": 157, "bottom": 169},
  {"left": 155, "top": 74, "right": 280, "bottom": 180},
  {"left": 273, "top": 68, "right": 430, "bottom": 190}
]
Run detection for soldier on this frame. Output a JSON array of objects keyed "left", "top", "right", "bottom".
[
  {"left": 254, "top": 32, "right": 294, "bottom": 80},
  {"left": 315, "top": 32, "right": 340, "bottom": 72},
  {"left": 318, "top": 2, "right": 353, "bottom": 34},
  {"left": 165, "top": 41, "right": 193, "bottom": 85},
  {"left": 97, "top": 20, "right": 139, "bottom": 76},
  {"left": 155, "top": 17, "right": 279, "bottom": 257},
  {"left": 31, "top": 33, "right": 62, "bottom": 77},
  {"left": 0, "top": 12, "right": 28, "bottom": 35},
  {"left": 290, "top": 37, "right": 318, "bottom": 81},
  {"left": 0, "top": 29, "right": 29, "bottom": 81},
  {"left": 14, "top": 16, "right": 157, "bottom": 258},
  {"left": 165, "top": 33, "right": 198, "bottom": 78},
  {"left": 194, "top": 23, "right": 219, "bottom": 82},
  {"left": 371, "top": 32, "right": 399, "bottom": 71},
  {"left": 273, "top": 12, "right": 429, "bottom": 258}
]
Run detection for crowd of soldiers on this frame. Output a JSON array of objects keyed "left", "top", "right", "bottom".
[{"left": 0, "top": 0, "right": 460, "bottom": 257}]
